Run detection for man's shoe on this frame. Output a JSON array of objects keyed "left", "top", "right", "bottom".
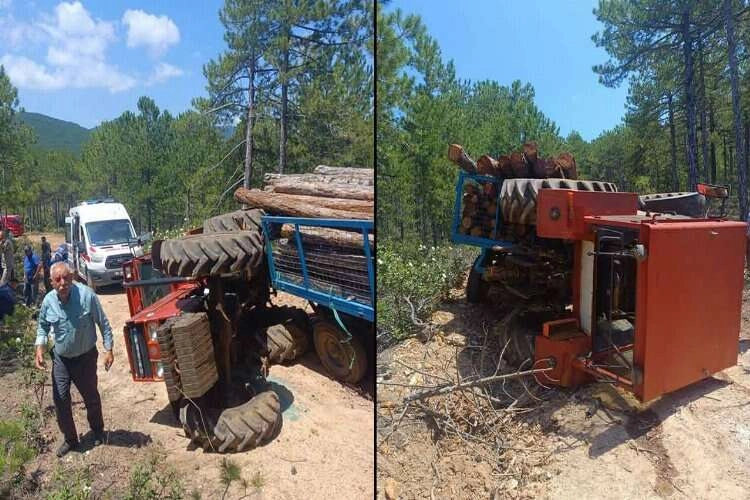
[
  {"left": 93, "top": 432, "right": 106, "bottom": 446},
  {"left": 56, "top": 441, "right": 78, "bottom": 457}
]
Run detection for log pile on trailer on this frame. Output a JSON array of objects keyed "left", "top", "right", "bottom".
[
  {"left": 235, "top": 166, "right": 374, "bottom": 305},
  {"left": 448, "top": 142, "right": 578, "bottom": 180}
]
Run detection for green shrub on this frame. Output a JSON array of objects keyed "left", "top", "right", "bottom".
[
  {"left": 377, "top": 241, "right": 473, "bottom": 347},
  {"left": 45, "top": 466, "right": 91, "bottom": 500},
  {"left": 0, "top": 420, "right": 36, "bottom": 493},
  {"left": 123, "top": 454, "right": 184, "bottom": 500}
]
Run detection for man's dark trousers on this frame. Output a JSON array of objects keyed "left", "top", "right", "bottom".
[{"left": 51, "top": 347, "right": 104, "bottom": 445}]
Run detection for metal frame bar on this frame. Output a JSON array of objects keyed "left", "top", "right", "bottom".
[{"left": 261, "top": 216, "right": 374, "bottom": 322}]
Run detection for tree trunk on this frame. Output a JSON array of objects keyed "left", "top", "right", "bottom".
[
  {"left": 447, "top": 144, "right": 477, "bottom": 174},
  {"left": 312, "top": 165, "right": 373, "bottom": 178},
  {"left": 668, "top": 92, "right": 679, "bottom": 191},
  {"left": 264, "top": 180, "right": 373, "bottom": 200},
  {"left": 724, "top": 0, "right": 747, "bottom": 219},
  {"left": 278, "top": 36, "right": 290, "bottom": 175},
  {"left": 698, "top": 41, "right": 709, "bottom": 183},
  {"left": 234, "top": 188, "right": 373, "bottom": 220},
  {"left": 280, "top": 224, "right": 374, "bottom": 249},
  {"left": 265, "top": 173, "right": 373, "bottom": 186},
  {"left": 244, "top": 57, "right": 256, "bottom": 190},
  {"left": 709, "top": 91, "right": 717, "bottom": 184},
  {"left": 682, "top": 6, "right": 699, "bottom": 191}
]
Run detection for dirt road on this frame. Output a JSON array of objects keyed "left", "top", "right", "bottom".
[
  {"left": 91, "top": 290, "right": 374, "bottom": 499},
  {"left": 5, "top": 235, "right": 373, "bottom": 498},
  {"left": 377, "top": 286, "right": 750, "bottom": 499}
]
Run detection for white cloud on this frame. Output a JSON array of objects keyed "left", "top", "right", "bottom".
[
  {"left": 146, "top": 62, "right": 183, "bottom": 86},
  {"left": 1, "top": 1, "right": 136, "bottom": 93},
  {"left": 0, "top": 54, "right": 64, "bottom": 90},
  {"left": 122, "top": 9, "right": 180, "bottom": 57}
]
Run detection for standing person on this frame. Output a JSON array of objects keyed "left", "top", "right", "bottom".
[
  {"left": 34, "top": 262, "right": 114, "bottom": 457},
  {"left": 0, "top": 229, "right": 15, "bottom": 287},
  {"left": 22, "top": 245, "right": 42, "bottom": 307},
  {"left": 41, "top": 236, "right": 52, "bottom": 293}
]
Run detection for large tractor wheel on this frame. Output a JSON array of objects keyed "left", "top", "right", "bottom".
[
  {"left": 312, "top": 318, "right": 367, "bottom": 384},
  {"left": 500, "top": 178, "right": 618, "bottom": 225},
  {"left": 204, "top": 209, "right": 264, "bottom": 233},
  {"left": 180, "top": 390, "right": 282, "bottom": 453},
  {"left": 638, "top": 191, "right": 706, "bottom": 218},
  {"left": 158, "top": 231, "right": 264, "bottom": 279},
  {"left": 466, "top": 255, "right": 488, "bottom": 304},
  {"left": 257, "top": 323, "right": 310, "bottom": 364}
]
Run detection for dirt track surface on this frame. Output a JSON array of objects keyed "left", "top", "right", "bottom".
[
  {"left": 377, "top": 285, "right": 750, "bottom": 500},
  {"left": 1, "top": 239, "right": 373, "bottom": 499}
]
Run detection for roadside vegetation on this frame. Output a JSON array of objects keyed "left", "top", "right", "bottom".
[{"left": 376, "top": 241, "right": 472, "bottom": 350}]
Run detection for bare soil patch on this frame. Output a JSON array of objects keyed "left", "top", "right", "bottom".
[
  {"left": 2, "top": 288, "right": 374, "bottom": 498},
  {"left": 377, "top": 283, "right": 750, "bottom": 499}
]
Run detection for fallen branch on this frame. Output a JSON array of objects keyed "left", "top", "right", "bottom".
[{"left": 404, "top": 367, "right": 554, "bottom": 402}]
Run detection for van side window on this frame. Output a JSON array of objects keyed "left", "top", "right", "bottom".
[
  {"left": 80, "top": 227, "right": 85, "bottom": 245},
  {"left": 66, "top": 223, "right": 71, "bottom": 243}
]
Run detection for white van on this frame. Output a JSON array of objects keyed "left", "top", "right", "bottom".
[{"left": 65, "top": 200, "right": 142, "bottom": 291}]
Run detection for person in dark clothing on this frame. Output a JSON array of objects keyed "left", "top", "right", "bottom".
[
  {"left": 0, "top": 277, "right": 19, "bottom": 322},
  {"left": 35, "top": 262, "right": 114, "bottom": 458},
  {"left": 22, "top": 245, "right": 42, "bottom": 307},
  {"left": 41, "top": 236, "right": 52, "bottom": 293}
]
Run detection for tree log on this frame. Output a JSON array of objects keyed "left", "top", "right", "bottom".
[
  {"left": 234, "top": 188, "right": 373, "bottom": 220},
  {"left": 313, "top": 165, "right": 373, "bottom": 178},
  {"left": 280, "top": 224, "right": 373, "bottom": 249},
  {"left": 522, "top": 142, "right": 538, "bottom": 164},
  {"left": 264, "top": 180, "right": 374, "bottom": 201},
  {"left": 448, "top": 144, "right": 477, "bottom": 173},
  {"left": 264, "top": 173, "right": 373, "bottom": 186},
  {"left": 509, "top": 151, "right": 529, "bottom": 177},
  {"left": 498, "top": 155, "right": 513, "bottom": 177},
  {"left": 477, "top": 155, "right": 499, "bottom": 176},
  {"left": 554, "top": 152, "right": 578, "bottom": 179}
]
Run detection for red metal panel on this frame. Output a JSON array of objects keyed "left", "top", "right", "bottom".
[
  {"left": 635, "top": 220, "right": 746, "bottom": 401},
  {"left": 536, "top": 190, "right": 639, "bottom": 240}
]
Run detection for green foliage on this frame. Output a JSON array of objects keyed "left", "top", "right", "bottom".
[
  {"left": 123, "top": 453, "right": 184, "bottom": 500},
  {"left": 45, "top": 466, "right": 92, "bottom": 500},
  {"left": 377, "top": 241, "right": 472, "bottom": 345},
  {"left": 17, "top": 111, "right": 91, "bottom": 155},
  {"left": 0, "top": 420, "right": 35, "bottom": 493}
]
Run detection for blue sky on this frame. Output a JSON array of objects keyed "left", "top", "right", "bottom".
[
  {"left": 389, "top": 0, "right": 630, "bottom": 141},
  {"left": 0, "top": 0, "right": 226, "bottom": 128}
]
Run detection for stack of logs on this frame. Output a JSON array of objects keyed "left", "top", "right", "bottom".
[
  {"left": 233, "top": 165, "right": 374, "bottom": 303},
  {"left": 448, "top": 142, "right": 578, "bottom": 180},
  {"left": 459, "top": 181, "right": 498, "bottom": 239}
]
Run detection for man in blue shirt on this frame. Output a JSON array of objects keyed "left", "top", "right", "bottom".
[
  {"left": 0, "top": 277, "right": 19, "bottom": 322},
  {"left": 35, "top": 262, "right": 114, "bottom": 457},
  {"left": 22, "top": 245, "right": 42, "bottom": 307}
]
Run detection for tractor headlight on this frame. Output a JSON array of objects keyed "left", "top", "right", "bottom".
[
  {"left": 156, "top": 362, "right": 164, "bottom": 378},
  {"left": 148, "top": 322, "right": 158, "bottom": 341}
]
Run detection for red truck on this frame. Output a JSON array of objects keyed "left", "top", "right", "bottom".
[{"left": 0, "top": 215, "right": 24, "bottom": 237}]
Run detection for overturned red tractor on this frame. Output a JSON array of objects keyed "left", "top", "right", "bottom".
[
  {"left": 454, "top": 168, "right": 745, "bottom": 402},
  {"left": 122, "top": 207, "right": 373, "bottom": 453}
]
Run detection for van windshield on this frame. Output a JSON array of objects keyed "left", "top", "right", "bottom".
[{"left": 85, "top": 219, "right": 135, "bottom": 246}]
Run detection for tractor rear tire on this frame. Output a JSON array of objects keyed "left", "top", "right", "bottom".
[
  {"left": 204, "top": 209, "right": 264, "bottom": 233},
  {"left": 260, "top": 323, "right": 311, "bottom": 364},
  {"left": 312, "top": 318, "right": 367, "bottom": 384},
  {"left": 159, "top": 231, "right": 264, "bottom": 279},
  {"left": 500, "top": 178, "right": 618, "bottom": 225},
  {"left": 180, "top": 390, "right": 282, "bottom": 453},
  {"left": 466, "top": 256, "right": 487, "bottom": 304}
]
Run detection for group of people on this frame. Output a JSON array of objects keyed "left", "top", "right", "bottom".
[{"left": 0, "top": 231, "right": 69, "bottom": 321}]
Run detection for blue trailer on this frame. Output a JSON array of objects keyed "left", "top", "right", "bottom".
[{"left": 261, "top": 215, "right": 374, "bottom": 383}]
